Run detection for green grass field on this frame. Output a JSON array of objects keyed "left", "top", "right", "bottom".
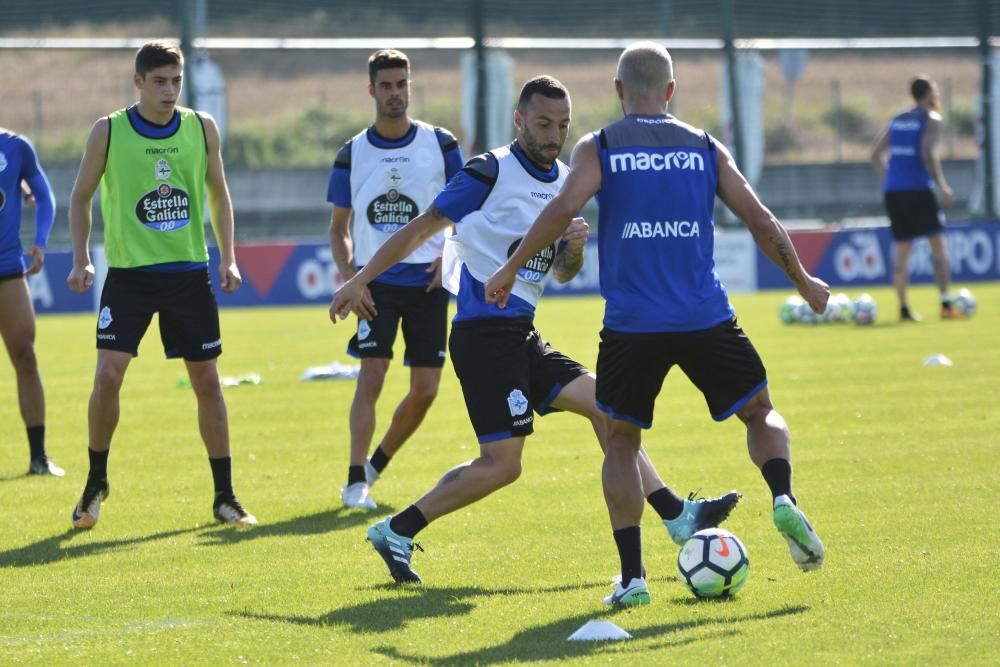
[{"left": 1, "top": 284, "right": 998, "bottom": 665}]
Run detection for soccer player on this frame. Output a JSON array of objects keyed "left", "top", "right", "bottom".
[
  {"left": 870, "top": 76, "right": 959, "bottom": 321},
  {"left": 326, "top": 50, "right": 464, "bottom": 510},
  {"left": 332, "top": 75, "right": 739, "bottom": 586},
  {"left": 486, "top": 44, "right": 829, "bottom": 606},
  {"left": 0, "top": 128, "right": 63, "bottom": 476},
  {"left": 66, "top": 42, "right": 255, "bottom": 528}
]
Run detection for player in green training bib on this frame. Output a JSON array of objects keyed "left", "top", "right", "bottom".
[{"left": 66, "top": 42, "right": 256, "bottom": 529}]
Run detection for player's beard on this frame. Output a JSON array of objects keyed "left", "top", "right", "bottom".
[
  {"left": 520, "top": 130, "right": 561, "bottom": 168},
  {"left": 380, "top": 97, "right": 407, "bottom": 119}
]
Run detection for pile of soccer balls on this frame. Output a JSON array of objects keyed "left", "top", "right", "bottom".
[
  {"left": 780, "top": 293, "right": 877, "bottom": 325},
  {"left": 780, "top": 288, "right": 976, "bottom": 326}
]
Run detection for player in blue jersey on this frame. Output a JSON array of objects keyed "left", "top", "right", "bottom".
[
  {"left": 870, "top": 76, "right": 959, "bottom": 321},
  {"left": 487, "top": 44, "right": 829, "bottom": 606},
  {"left": 0, "top": 129, "right": 63, "bottom": 477},
  {"left": 326, "top": 50, "right": 465, "bottom": 510},
  {"left": 332, "top": 76, "right": 739, "bottom": 587}
]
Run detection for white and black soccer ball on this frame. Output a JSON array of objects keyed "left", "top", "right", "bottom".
[
  {"left": 677, "top": 528, "right": 749, "bottom": 598},
  {"left": 852, "top": 294, "right": 878, "bottom": 325},
  {"left": 951, "top": 288, "right": 977, "bottom": 318}
]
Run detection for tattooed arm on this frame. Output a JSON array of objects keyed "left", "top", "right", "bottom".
[
  {"left": 551, "top": 217, "right": 588, "bottom": 283},
  {"left": 715, "top": 140, "right": 829, "bottom": 313}
]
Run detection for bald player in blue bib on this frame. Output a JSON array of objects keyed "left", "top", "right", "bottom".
[
  {"left": 870, "top": 76, "right": 960, "bottom": 322},
  {"left": 488, "top": 42, "right": 829, "bottom": 607},
  {"left": 0, "top": 129, "right": 62, "bottom": 476}
]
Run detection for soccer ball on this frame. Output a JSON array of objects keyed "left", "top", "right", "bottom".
[
  {"left": 852, "top": 294, "right": 878, "bottom": 325},
  {"left": 951, "top": 288, "right": 977, "bottom": 318},
  {"left": 677, "top": 528, "right": 749, "bottom": 598},
  {"left": 826, "top": 293, "right": 854, "bottom": 323},
  {"left": 779, "top": 296, "right": 804, "bottom": 324},
  {"left": 796, "top": 300, "right": 820, "bottom": 324}
]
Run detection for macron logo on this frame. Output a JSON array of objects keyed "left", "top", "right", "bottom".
[
  {"left": 609, "top": 150, "right": 704, "bottom": 173},
  {"left": 621, "top": 220, "right": 701, "bottom": 239}
]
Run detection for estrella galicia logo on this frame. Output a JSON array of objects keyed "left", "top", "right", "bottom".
[
  {"left": 507, "top": 389, "right": 528, "bottom": 417},
  {"left": 508, "top": 238, "right": 556, "bottom": 284},
  {"left": 98, "top": 306, "right": 113, "bottom": 330},
  {"left": 135, "top": 183, "right": 191, "bottom": 232},
  {"left": 357, "top": 320, "right": 371, "bottom": 341},
  {"left": 367, "top": 189, "right": 418, "bottom": 232}
]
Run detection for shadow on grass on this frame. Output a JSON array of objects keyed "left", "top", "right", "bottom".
[
  {"left": 232, "top": 579, "right": 604, "bottom": 633},
  {"left": 196, "top": 505, "right": 398, "bottom": 546},
  {"left": 372, "top": 604, "right": 810, "bottom": 664},
  {"left": 0, "top": 526, "right": 202, "bottom": 568}
]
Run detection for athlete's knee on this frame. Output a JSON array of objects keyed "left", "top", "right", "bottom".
[
  {"left": 408, "top": 380, "right": 439, "bottom": 408},
  {"left": 606, "top": 422, "right": 641, "bottom": 453},
  {"left": 356, "top": 361, "right": 389, "bottom": 399},
  {"left": 189, "top": 371, "right": 224, "bottom": 401},
  {"left": 494, "top": 457, "right": 522, "bottom": 486},
  {"left": 93, "top": 362, "right": 126, "bottom": 394},
  {"left": 8, "top": 341, "right": 38, "bottom": 375},
  {"left": 482, "top": 449, "right": 522, "bottom": 486},
  {"left": 736, "top": 391, "right": 777, "bottom": 426}
]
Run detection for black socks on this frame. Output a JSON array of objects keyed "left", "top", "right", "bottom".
[
  {"left": 646, "top": 487, "right": 685, "bottom": 521},
  {"left": 347, "top": 465, "right": 366, "bottom": 486},
  {"left": 761, "top": 457, "right": 795, "bottom": 504},
  {"left": 27, "top": 426, "right": 45, "bottom": 460},
  {"left": 390, "top": 505, "right": 428, "bottom": 539},
  {"left": 209, "top": 456, "right": 234, "bottom": 497},
  {"left": 369, "top": 446, "right": 391, "bottom": 474},
  {"left": 88, "top": 447, "right": 109, "bottom": 481},
  {"left": 613, "top": 525, "right": 644, "bottom": 584}
]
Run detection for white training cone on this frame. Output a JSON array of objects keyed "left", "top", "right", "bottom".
[
  {"left": 567, "top": 620, "right": 633, "bottom": 641},
  {"left": 922, "top": 354, "right": 953, "bottom": 367}
]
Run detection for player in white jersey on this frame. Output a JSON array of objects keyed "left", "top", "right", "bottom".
[
  {"left": 331, "top": 76, "right": 739, "bottom": 586},
  {"left": 326, "top": 50, "right": 464, "bottom": 510}
]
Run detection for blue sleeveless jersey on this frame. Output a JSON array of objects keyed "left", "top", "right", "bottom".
[
  {"left": 596, "top": 114, "right": 733, "bottom": 332},
  {"left": 884, "top": 107, "right": 932, "bottom": 192}
]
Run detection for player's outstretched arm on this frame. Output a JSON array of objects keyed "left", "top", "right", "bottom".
[
  {"left": 715, "top": 140, "right": 829, "bottom": 314},
  {"left": 67, "top": 118, "right": 108, "bottom": 293},
  {"left": 485, "top": 133, "right": 601, "bottom": 306},
  {"left": 329, "top": 204, "right": 453, "bottom": 322},
  {"left": 201, "top": 112, "right": 241, "bottom": 293}
]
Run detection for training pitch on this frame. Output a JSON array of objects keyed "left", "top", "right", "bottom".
[{"left": 1, "top": 284, "right": 997, "bottom": 664}]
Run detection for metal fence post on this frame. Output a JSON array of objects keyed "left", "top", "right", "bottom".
[{"left": 979, "top": 0, "right": 995, "bottom": 217}]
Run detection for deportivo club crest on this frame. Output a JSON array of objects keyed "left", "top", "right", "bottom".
[
  {"left": 98, "top": 307, "right": 113, "bottom": 330},
  {"left": 507, "top": 389, "right": 528, "bottom": 417},
  {"left": 155, "top": 159, "right": 172, "bottom": 180},
  {"left": 387, "top": 167, "right": 403, "bottom": 188}
]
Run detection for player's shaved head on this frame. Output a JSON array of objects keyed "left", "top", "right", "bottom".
[{"left": 616, "top": 42, "right": 674, "bottom": 98}]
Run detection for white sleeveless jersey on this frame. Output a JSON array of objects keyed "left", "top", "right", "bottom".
[
  {"left": 349, "top": 121, "right": 447, "bottom": 265},
  {"left": 443, "top": 144, "right": 568, "bottom": 308}
]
